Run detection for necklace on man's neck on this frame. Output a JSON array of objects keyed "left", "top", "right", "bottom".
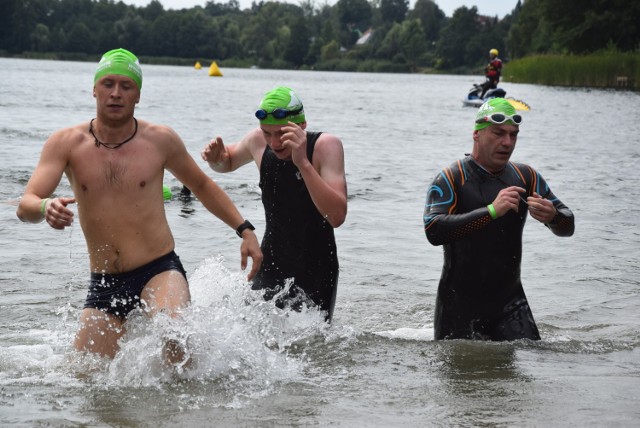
[{"left": 90, "top": 118, "right": 138, "bottom": 149}]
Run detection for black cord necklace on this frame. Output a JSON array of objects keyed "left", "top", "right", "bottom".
[{"left": 90, "top": 118, "right": 138, "bottom": 149}]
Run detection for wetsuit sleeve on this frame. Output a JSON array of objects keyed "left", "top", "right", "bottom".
[
  {"left": 423, "top": 169, "right": 492, "bottom": 246},
  {"left": 535, "top": 173, "right": 575, "bottom": 237}
]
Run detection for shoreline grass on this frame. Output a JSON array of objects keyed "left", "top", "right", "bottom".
[
  {"left": 504, "top": 52, "right": 639, "bottom": 90},
  {"left": 3, "top": 50, "right": 639, "bottom": 91}
]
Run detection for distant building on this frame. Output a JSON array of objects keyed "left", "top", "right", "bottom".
[
  {"left": 476, "top": 15, "right": 499, "bottom": 28},
  {"left": 356, "top": 28, "right": 374, "bottom": 45}
]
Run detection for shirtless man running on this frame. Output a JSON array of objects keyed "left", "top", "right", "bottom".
[{"left": 16, "top": 48, "right": 262, "bottom": 362}]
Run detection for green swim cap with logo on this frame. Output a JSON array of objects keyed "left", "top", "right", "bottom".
[
  {"left": 257, "top": 86, "right": 306, "bottom": 125},
  {"left": 474, "top": 98, "right": 518, "bottom": 131},
  {"left": 94, "top": 48, "right": 143, "bottom": 90}
]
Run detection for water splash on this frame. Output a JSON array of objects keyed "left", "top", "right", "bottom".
[
  {"left": 90, "top": 257, "right": 332, "bottom": 397},
  {"left": 374, "top": 326, "right": 434, "bottom": 342},
  {"left": 1, "top": 256, "right": 340, "bottom": 410}
]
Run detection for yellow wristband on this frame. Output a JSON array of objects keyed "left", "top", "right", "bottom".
[
  {"left": 487, "top": 203, "right": 498, "bottom": 220},
  {"left": 40, "top": 198, "right": 50, "bottom": 216}
]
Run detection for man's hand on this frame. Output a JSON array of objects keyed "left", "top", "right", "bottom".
[
  {"left": 44, "top": 197, "right": 76, "bottom": 230},
  {"left": 201, "top": 136, "right": 228, "bottom": 168},
  {"left": 527, "top": 192, "right": 557, "bottom": 224},
  {"left": 280, "top": 122, "right": 308, "bottom": 167},
  {"left": 492, "top": 186, "right": 525, "bottom": 217},
  {"left": 240, "top": 231, "right": 263, "bottom": 281}
]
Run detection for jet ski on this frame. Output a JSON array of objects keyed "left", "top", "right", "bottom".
[
  {"left": 462, "top": 84, "right": 506, "bottom": 108},
  {"left": 463, "top": 84, "right": 531, "bottom": 111}
]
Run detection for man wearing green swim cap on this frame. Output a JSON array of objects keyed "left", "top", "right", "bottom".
[
  {"left": 17, "top": 48, "right": 262, "bottom": 363},
  {"left": 423, "top": 98, "right": 575, "bottom": 341},
  {"left": 94, "top": 48, "right": 143, "bottom": 90},
  {"left": 201, "top": 86, "right": 347, "bottom": 322}
]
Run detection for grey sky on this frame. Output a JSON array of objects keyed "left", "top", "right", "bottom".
[{"left": 121, "top": 0, "right": 519, "bottom": 19}]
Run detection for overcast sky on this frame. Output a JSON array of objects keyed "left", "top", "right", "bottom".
[{"left": 121, "top": 0, "right": 520, "bottom": 18}]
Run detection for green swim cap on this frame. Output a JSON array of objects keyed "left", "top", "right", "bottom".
[
  {"left": 257, "top": 86, "right": 305, "bottom": 125},
  {"left": 94, "top": 48, "right": 143, "bottom": 90},
  {"left": 474, "top": 98, "right": 518, "bottom": 131},
  {"left": 163, "top": 184, "right": 172, "bottom": 201}
]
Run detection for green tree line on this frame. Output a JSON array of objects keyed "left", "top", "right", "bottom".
[{"left": 0, "top": 0, "right": 638, "bottom": 75}]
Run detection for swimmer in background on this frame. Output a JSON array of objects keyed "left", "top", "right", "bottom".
[
  {"left": 201, "top": 86, "right": 347, "bottom": 322},
  {"left": 423, "top": 98, "right": 574, "bottom": 341},
  {"left": 16, "top": 48, "right": 262, "bottom": 363}
]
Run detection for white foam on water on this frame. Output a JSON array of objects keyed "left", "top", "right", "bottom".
[
  {"left": 0, "top": 331, "right": 84, "bottom": 389},
  {"left": 1, "top": 256, "right": 339, "bottom": 409},
  {"left": 90, "top": 256, "right": 332, "bottom": 395},
  {"left": 374, "top": 326, "right": 434, "bottom": 342}
]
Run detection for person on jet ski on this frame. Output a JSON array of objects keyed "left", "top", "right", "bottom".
[{"left": 479, "top": 49, "right": 502, "bottom": 99}]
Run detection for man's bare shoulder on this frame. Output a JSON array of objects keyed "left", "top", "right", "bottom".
[
  {"left": 137, "top": 120, "right": 177, "bottom": 140},
  {"left": 135, "top": 120, "right": 186, "bottom": 154},
  {"left": 315, "top": 132, "right": 344, "bottom": 159},
  {"left": 45, "top": 121, "right": 90, "bottom": 149},
  {"left": 243, "top": 128, "right": 267, "bottom": 146},
  {"left": 317, "top": 132, "right": 343, "bottom": 146},
  {"left": 238, "top": 127, "right": 267, "bottom": 159}
]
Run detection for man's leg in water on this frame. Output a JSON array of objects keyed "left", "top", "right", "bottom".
[
  {"left": 493, "top": 299, "right": 541, "bottom": 341},
  {"left": 74, "top": 308, "right": 125, "bottom": 358},
  {"left": 140, "top": 270, "right": 192, "bottom": 366}
]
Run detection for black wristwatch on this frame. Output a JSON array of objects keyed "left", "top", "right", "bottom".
[{"left": 236, "top": 220, "right": 255, "bottom": 237}]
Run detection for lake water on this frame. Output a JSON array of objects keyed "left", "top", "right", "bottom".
[{"left": 1, "top": 58, "right": 639, "bottom": 426}]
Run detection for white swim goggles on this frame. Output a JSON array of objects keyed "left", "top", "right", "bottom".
[{"left": 475, "top": 113, "right": 523, "bottom": 125}]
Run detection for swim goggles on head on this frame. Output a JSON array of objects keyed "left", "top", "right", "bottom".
[
  {"left": 255, "top": 106, "right": 304, "bottom": 120},
  {"left": 475, "top": 113, "right": 523, "bottom": 125}
]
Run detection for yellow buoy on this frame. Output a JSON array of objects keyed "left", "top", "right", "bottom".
[
  {"left": 208, "top": 61, "right": 223, "bottom": 77},
  {"left": 194, "top": 61, "right": 202, "bottom": 70}
]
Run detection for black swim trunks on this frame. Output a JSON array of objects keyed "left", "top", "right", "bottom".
[{"left": 83, "top": 251, "right": 187, "bottom": 320}]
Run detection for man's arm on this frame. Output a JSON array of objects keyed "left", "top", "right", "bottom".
[
  {"left": 526, "top": 172, "right": 575, "bottom": 237},
  {"left": 16, "top": 128, "right": 76, "bottom": 229},
  {"left": 423, "top": 168, "right": 498, "bottom": 246},
  {"left": 295, "top": 133, "right": 347, "bottom": 228},
  {"left": 163, "top": 126, "right": 263, "bottom": 279},
  {"left": 201, "top": 130, "right": 260, "bottom": 173},
  {"left": 527, "top": 192, "right": 575, "bottom": 237}
]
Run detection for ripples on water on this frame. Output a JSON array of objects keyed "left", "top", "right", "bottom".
[{"left": 1, "top": 58, "right": 639, "bottom": 426}]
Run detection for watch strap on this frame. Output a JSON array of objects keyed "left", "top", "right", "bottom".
[{"left": 236, "top": 220, "right": 255, "bottom": 237}]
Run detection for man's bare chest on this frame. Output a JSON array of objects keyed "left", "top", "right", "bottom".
[{"left": 68, "top": 143, "right": 163, "bottom": 193}]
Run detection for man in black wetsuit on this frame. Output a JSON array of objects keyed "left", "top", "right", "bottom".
[
  {"left": 423, "top": 98, "right": 574, "bottom": 341},
  {"left": 201, "top": 86, "right": 347, "bottom": 321}
]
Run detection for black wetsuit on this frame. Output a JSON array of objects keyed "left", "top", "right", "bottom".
[
  {"left": 251, "top": 131, "right": 339, "bottom": 321},
  {"left": 423, "top": 156, "right": 574, "bottom": 341}
]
